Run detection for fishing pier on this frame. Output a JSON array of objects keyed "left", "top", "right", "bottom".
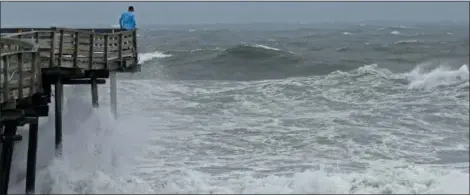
[{"left": 0, "top": 27, "right": 140, "bottom": 194}]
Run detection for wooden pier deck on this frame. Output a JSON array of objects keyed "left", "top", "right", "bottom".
[{"left": 0, "top": 27, "right": 141, "bottom": 194}]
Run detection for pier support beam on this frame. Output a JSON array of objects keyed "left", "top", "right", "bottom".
[
  {"left": 91, "top": 77, "right": 99, "bottom": 108},
  {"left": 110, "top": 72, "right": 117, "bottom": 118},
  {"left": 54, "top": 78, "right": 63, "bottom": 156},
  {"left": 25, "top": 118, "right": 39, "bottom": 194},
  {"left": 0, "top": 121, "right": 21, "bottom": 195}
]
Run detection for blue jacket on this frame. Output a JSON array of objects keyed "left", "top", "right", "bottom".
[{"left": 119, "top": 11, "right": 136, "bottom": 30}]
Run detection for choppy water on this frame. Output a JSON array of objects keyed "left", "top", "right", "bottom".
[{"left": 7, "top": 22, "right": 470, "bottom": 194}]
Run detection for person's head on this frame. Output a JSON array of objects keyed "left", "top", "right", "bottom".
[{"left": 128, "top": 6, "right": 134, "bottom": 12}]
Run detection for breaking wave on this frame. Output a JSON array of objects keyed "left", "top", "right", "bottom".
[{"left": 138, "top": 51, "right": 172, "bottom": 64}]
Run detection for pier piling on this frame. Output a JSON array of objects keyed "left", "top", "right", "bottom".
[
  {"left": 110, "top": 72, "right": 117, "bottom": 117},
  {"left": 25, "top": 118, "right": 38, "bottom": 194},
  {"left": 54, "top": 78, "right": 63, "bottom": 156},
  {"left": 0, "top": 120, "right": 21, "bottom": 195},
  {"left": 91, "top": 77, "right": 99, "bottom": 108},
  {"left": 0, "top": 27, "right": 140, "bottom": 194}
]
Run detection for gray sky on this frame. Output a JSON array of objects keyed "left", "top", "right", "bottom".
[{"left": 1, "top": 2, "right": 468, "bottom": 27}]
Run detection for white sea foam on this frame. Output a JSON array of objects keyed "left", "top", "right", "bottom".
[
  {"left": 252, "top": 44, "right": 281, "bottom": 51},
  {"left": 390, "top": 30, "right": 401, "bottom": 35},
  {"left": 138, "top": 51, "right": 172, "bottom": 64},
  {"left": 405, "top": 64, "right": 469, "bottom": 89}
]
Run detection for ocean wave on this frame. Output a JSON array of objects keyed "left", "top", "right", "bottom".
[
  {"left": 207, "top": 44, "right": 301, "bottom": 67},
  {"left": 148, "top": 163, "right": 468, "bottom": 194},
  {"left": 190, "top": 47, "right": 224, "bottom": 53},
  {"left": 139, "top": 51, "right": 172, "bottom": 64},
  {"left": 390, "top": 30, "right": 402, "bottom": 35},
  {"left": 218, "top": 44, "right": 284, "bottom": 58},
  {"left": 324, "top": 63, "right": 469, "bottom": 90},
  {"left": 252, "top": 44, "right": 281, "bottom": 51},
  {"left": 7, "top": 63, "right": 468, "bottom": 194},
  {"left": 378, "top": 25, "right": 411, "bottom": 31},
  {"left": 336, "top": 46, "right": 350, "bottom": 52},
  {"left": 405, "top": 64, "right": 469, "bottom": 90},
  {"left": 394, "top": 39, "right": 419, "bottom": 45}
]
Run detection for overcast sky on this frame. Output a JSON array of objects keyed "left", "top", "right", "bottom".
[{"left": 1, "top": 2, "right": 468, "bottom": 27}]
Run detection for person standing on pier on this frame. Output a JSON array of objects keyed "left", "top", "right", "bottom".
[{"left": 119, "top": 6, "right": 136, "bottom": 30}]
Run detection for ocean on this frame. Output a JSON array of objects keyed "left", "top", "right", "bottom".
[{"left": 8, "top": 22, "right": 470, "bottom": 194}]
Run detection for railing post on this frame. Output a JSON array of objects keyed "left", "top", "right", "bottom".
[
  {"left": 18, "top": 53, "right": 24, "bottom": 98},
  {"left": 132, "top": 29, "right": 138, "bottom": 65},
  {"left": 18, "top": 34, "right": 24, "bottom": 99},
  {"left": 110, "top": 30, "right": 117, "bottom": 118},
  {"left": 31, "top": 49, "right": 38, "bottom": 96},
  {"left": 58, "top": 29, "right": 64, "bottom": 66},
  {"left": 33, "top": 32, "right": 40, "bottom": 96},
  {"left": 34, "top": 31, "right": 39, "bottom": 46},
  {"left": 118, "top": 33, "right": 123, "bottom": 68},
  {"left": 104, "top": 34, "right": 109, "bottom": 69},
  {"left": 2, "top": 56, "right": 10, "bottom": 102},
  {"left": 88, "top": 33, "right": 94, "bottom": 70},
  {"left": 73, "top": 31, "right": 79, "bottom": 68},
  {"left": 49, "top": 29, "right": 57, "bottom": 68}
]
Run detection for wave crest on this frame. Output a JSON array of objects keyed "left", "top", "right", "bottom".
[{"left": 217, "top": 44, "right": 287, "bottom": 59}]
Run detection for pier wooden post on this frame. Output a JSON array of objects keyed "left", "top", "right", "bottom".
[
  {"left": 25, "top": 118, "right": 39, "bottom": 194},
  {"left": 54, "top": 79, "right": 63, "bottom": 156},
  {"left": 110, "top": 72, "right": 117, "bottom": 117},
  {"left": 91, "top": 77, "right": 99, "bottom": 108},
  {"left": 0, "top": 121, "right": 21, "bottom": 195}
]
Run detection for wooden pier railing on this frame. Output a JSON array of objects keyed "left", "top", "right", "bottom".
[
  {"left": 2, "top": 27, "right": 139, "bottom": 74},
  {"left": 0, "top": 37, "right": 41, "bottom": 106},
  {"left": 0, "top": 27, "right": 141, "bottom": 194}
]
